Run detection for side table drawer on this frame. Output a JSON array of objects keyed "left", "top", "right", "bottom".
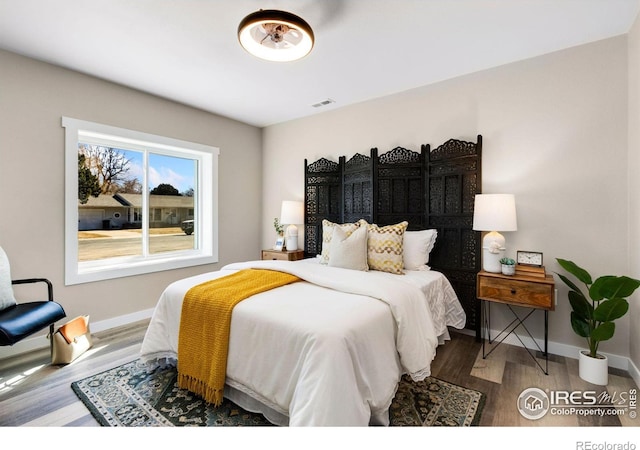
[
  {"left": 261, "top": 249, "right": 304, "bottom": 261},
  {"left": 477, "top": 276, "right": 554, "bottom": 310},
  {"left": 263, "top": 251, "right": 291, "bottom": 261}
]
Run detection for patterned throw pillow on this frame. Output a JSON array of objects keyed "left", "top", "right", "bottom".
[
  {"left": 320, "top": 219, "right": 362, "bottom": 264},
  {"left": 366, "top": 221, "right": 408, "bottom": 274}
]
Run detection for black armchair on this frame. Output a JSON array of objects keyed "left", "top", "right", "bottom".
[
  {"left": 0, "top": 278, "right": 66, "bottom": 349},
  {"left": 0, "top": 246, "right": 66, "bottom": 358}
]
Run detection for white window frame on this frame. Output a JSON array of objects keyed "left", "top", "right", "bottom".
[{"left": 63, "top": 117, "right": 219, "bottom": 285}]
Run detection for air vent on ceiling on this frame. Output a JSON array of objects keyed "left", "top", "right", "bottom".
[{"left": 311, "top": 98, "right": 335, "bottom": 108}]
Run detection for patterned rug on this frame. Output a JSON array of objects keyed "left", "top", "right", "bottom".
[{"left": 71, "top": 359, "right": 484, "bottom": 427}]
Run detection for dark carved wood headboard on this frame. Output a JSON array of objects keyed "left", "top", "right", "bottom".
[{"left": 304, "top": 135, "right": 482, "bottom": 334}]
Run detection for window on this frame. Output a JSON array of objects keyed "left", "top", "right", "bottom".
[{"left": 63, "top": 117, "right": 219, "bottom": 285}]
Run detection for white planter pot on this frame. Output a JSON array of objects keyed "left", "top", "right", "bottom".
[
  {"left": 501, "top": 264, "right": 515, "bottom": 275},
  {"left": 579, "top": 350, "right": 608, "bottom": 385}
]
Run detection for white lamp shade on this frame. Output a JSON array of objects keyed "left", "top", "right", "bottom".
[
  {"left": 280, "top": 201, "right": 304, "bottom": 225},
  {"left": 280, "top": 201, "right": 304, "bottom": 251},
  {"left": 473, "top": 194, "right": 517, "bottom": 273},
  {"left": 472, "top": 194, "right": 517, "bottom": 232}
]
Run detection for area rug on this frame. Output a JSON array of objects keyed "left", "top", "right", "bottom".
[{"left": 71, "top": 359, "right": 484, "bottom": 427}]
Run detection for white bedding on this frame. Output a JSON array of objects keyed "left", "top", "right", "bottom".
[{"left": 140, "top": 258, "right": 466, "bottom": 426}]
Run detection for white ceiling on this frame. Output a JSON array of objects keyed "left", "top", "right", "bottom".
[{"left": 0, "top": 0, "right": 638, "bottom": 127}]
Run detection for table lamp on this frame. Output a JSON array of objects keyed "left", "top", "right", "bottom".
[
  {"left": 472, "top": 194, "right": 518, "bottom": 273},
  {"left": 280, "top": 200, "right": 304, "bottom": 251}
]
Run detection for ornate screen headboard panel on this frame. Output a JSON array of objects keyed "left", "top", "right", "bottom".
[
  {"left": 341, "top": 153, "right": 373, "bottom": 225},
  {"left": 303, "top": 135, "right": 482, "bottom": 333},
  {"left": 304, "top": 158, "right": 342, "bottom": 256},
  {"left": 373, "top": 146, "right": 427, "bottom": 229},
  {"left": 426, "top": 137, "right": 483, "bottom": 333}
]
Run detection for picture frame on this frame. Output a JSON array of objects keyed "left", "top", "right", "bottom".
[{"left": 273, "top": 237, "right": 285, "bottom": 251}]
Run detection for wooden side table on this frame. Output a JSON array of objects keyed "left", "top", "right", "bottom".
[
  {"left": 261, "top": 249, "right": 304, "bottom": 261},
  {"left": 476, "top": 269, "right": 555, "bottom": 374}
]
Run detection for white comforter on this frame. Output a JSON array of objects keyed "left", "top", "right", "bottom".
[{"left": 140, "top": 259, "right": 465, "bottom": 426}]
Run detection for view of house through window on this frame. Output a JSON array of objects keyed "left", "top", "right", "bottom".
[
  {"left": 78, "top": 146, "right": 198, "bottom": 261},
  {"left": 64, "top": 117, "right": 218, "bottom": 285}
]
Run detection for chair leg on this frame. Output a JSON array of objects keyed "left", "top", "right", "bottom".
[{"left": 49, "top": 323, "right": 55, "bottom": 362}]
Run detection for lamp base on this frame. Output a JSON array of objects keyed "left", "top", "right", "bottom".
[
  {"left": 482, "top": 231, "right": 505, "bottom": 273},
  {"left": 285, "top": 224, "right": 298, "bottom": 251},
  {"left": 285, "top": 237, "right": 298, "bottom": 251}
]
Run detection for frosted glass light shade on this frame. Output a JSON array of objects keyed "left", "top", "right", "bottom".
[{"left": 238, "top": 10, "right": 314, "bottom": 62}]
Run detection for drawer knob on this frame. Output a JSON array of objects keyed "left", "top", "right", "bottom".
[{"left": 511, "top": 289, "right": 517, "bottom": 295}]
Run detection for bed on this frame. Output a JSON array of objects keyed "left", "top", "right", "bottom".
[
  {"left": 140, "top": 136, "right": 482, "bottom": 426},
  {"left": 140, "top": 257, "right": 465, "bottom": 426}
]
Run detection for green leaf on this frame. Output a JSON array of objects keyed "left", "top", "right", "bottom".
[
  {"left": 597, "top": 276, "right": 640, "bottom": 299},
  {"left": 556, "top": 258, "right": 592, "bottom": 285},
  {"left": 594, "top": 298, "right": 629, "bottom": 322},
  {"left": 589, "top": 275, "right": 616, "bottom": 301},
  {"left": 556, "top": 273, "right": 587, "bottom": 298},
  {"left": 570, "top": 312, "right": 591, "bottom": 338},
  {"left": 591, "top": 322, "right": 615, "bottom": 342},
  {"left": 568, "top": 290, "right": 593, "bottom": 320}
]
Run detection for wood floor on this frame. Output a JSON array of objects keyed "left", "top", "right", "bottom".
[{"left": 0, "top": 320, "right": 638, "bottom": 428}]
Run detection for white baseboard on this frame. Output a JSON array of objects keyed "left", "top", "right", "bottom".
[
  {"left": 454, "top": 326, "right": 635, "bottom": 374},
  {"left": 502, "top": 329, "right": 631, "bottom": 370},
  {"left": 628, "top": 357, "right": 640, "bottom": 389},
  {"left": 546, "top": 338, "right": 630, "bottom": 371},
  {"left": 0, "top": 308, "right": 154, "bottom": 361}
]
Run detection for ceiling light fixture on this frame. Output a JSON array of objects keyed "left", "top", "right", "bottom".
[{"left": 238, "top": 9, "right": 314, "bottom": 62}]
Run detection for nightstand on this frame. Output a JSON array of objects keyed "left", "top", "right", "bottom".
[
  {"left": 476, "top": 270, "right": 555, "bottom": 374},
  {"left": 261, "top": 249, "right": 304, "bottom": 261}
]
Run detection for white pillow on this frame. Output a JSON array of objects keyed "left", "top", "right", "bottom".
[
  {"left": 403, "top": 229, "right": 437, "bottom": 270},
  {"left": 320, "top": 219, "right": 363, "bottom": 264},
  {"left": 0, "top": 247, "right": 17, "bottom": 310},
  {"left": 328, "top": 225, "right": 369, "bottom": 271}
]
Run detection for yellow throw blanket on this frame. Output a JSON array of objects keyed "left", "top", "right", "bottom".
[{"left": 177, "top": 269, "right": 301, "bottom": 406}]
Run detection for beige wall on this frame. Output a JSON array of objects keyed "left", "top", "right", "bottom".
[
  {"left": 263, "top": 36, "right": 632, "bottom": 364},
  {"left": 0, "top": 49, "right": 263, "bottom": 345},
  {"left": 629, "top": 14, "right": 640, "bottom": 371},
  {"left": 2, "top": 30, "right": 636, "bottom": 372}
]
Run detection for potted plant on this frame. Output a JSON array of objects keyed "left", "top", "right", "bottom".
[
  {"left": 499, "top": 257, "right": 516, "bottom": 275},
  {"left": 273, "top": 218, "right": 284, "bottom": 237},
  {"left": 555, "top": 258, "right": 640, "bottom": 385}
]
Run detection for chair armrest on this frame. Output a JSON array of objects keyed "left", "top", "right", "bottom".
[{"left": 11, "top": 278, "right": 54, "bottom": 302}]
